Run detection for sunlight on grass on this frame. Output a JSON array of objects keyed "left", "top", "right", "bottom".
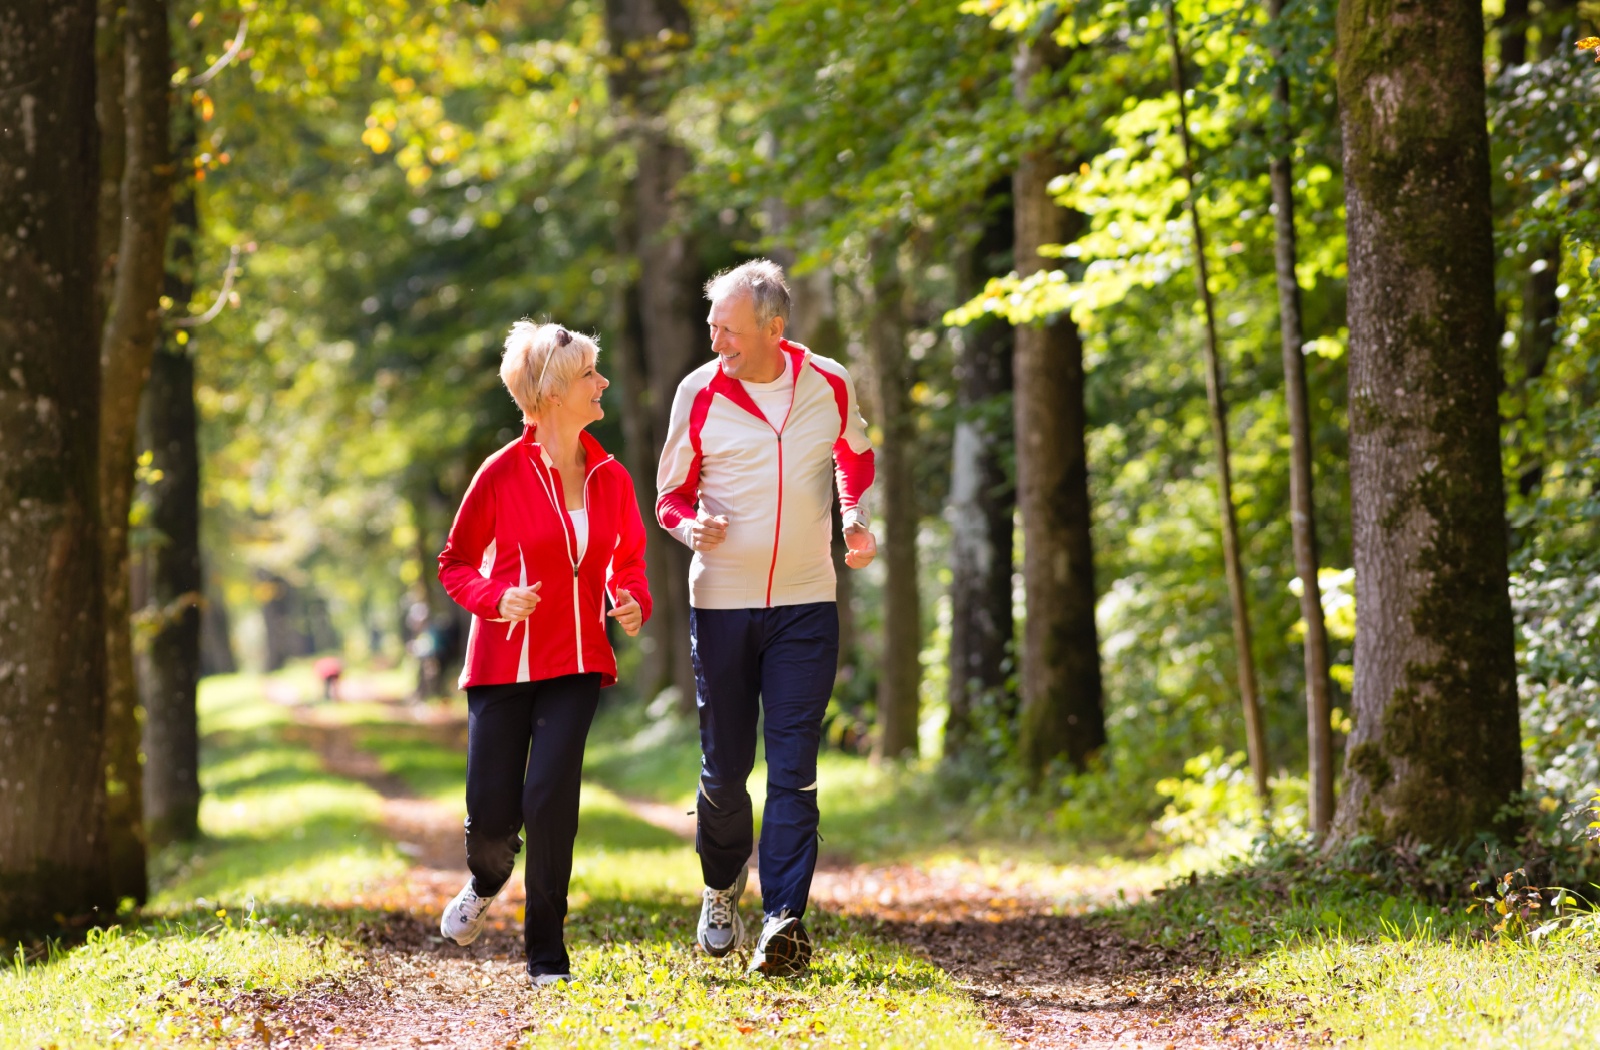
[
  {"left": 0, "top": 920, "right": 362, "bottom": 1050},
  {"left": 149, "top": 674, "right": 404, "bottom": 908},
  {"left": 532, "top": 913, "right": 1002, "bottom": 1049},
  {"left": 1252, "top": 927, "right": 1600, "bottom": 1049}
]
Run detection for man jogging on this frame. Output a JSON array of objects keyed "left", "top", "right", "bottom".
[{"left": 656, "top": 259, "right": 876, "bottom": 977}]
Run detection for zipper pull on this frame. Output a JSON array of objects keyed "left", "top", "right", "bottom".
[{"left": 573, "top": 566, "right": 579, "bottom": 578}]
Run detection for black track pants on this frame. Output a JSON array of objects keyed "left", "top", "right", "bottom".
[{"left": 463, "top": 673, "right": 600, "bottom": 977}]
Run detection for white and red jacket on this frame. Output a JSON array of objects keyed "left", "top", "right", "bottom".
[
  {"left": 656, "top": 340, "right": 875, "bottom": 609},
  {"left": 439, "top": 426, "right": 652, "bottom": 689}
]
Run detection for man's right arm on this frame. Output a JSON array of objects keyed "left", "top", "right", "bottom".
[{"left": 655, "top": 377, "right": 704, "bottom": 549}]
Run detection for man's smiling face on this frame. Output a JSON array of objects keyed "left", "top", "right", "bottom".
[{"left": 707, "top": 292, "right": 784, "bottom": 382}]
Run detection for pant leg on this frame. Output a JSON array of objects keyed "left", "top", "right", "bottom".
[
  {"left": 463, "top": 682, "right": 535, "bottom": 898},
  {"left": 756, "top": 602, "right": 839, "bottom": 919},
  {"left": 691, "top": 606, "right": 763, "bottom": 891},
  {"left": 521, "top": 672, "right": 602, "bottom": 977}
]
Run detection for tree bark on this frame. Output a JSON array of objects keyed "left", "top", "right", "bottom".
[
  {"left": 1012, "top": 28, "right": 1106, "bottom": 775},
  {"left": 1166, "top": 3, "right": 1269, "bottom": 799},
  {"left": 945, "top": 187, "right": 1015, "bottom": 762},
  {"left": 1266, "top": 0, "right": 1335, "bottom": 837},
  {"left": 0, "top": 0, "right": 114, "bottom": 931},
  {"left": 1331, "top": 0, "right": 1522, "bottom": 846},
  {"left": 96, "top": 0, "right": 126, "bottom": 323},
  {"left": 604, "top": 0, "right": 699, "bottom": 714},
  {"left": 138, "top": 126, "right": 200, "bottom": 846},
  {"left": 868, "top": 243, "right": 921, "bottom": 760},
  {"left": 138, "top": 343, "right": 202, "bottom": 844},
  {"left": 98, "top": 0, "right": 172, "bottom": 906}
]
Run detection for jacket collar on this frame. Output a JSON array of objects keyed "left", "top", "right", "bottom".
[{"left": 520, "top": 423, "right": 614, "bottom": 473}]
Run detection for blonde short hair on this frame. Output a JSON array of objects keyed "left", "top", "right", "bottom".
[{"left": 500, "top": 321, "right": 599, "bottom": 423}]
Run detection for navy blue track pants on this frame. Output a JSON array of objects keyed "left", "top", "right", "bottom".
[
  {"left": 463, "top": 673, "right": 600, "bottom": 977},
  {"left": 691, "top": 602, "right": 839, "bottom": 920}
]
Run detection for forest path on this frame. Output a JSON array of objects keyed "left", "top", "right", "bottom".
[{"left": 268, "top": 699, "right": 1306, "bottom": 1049}]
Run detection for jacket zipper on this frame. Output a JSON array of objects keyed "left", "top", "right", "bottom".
[
  {"left": 763, "top": 360, "right": 801, "bottom": 607},
  {"left": 531, "top": 446, "right": 613, "bottom": 676}
]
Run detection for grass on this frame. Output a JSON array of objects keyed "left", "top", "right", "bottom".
[
  {"left": 0, "top": 671, "right": 1004, "bottom": 1049},
  {"left": 1115, "top": 838, "right": 1600, "bottom": 1049},
  {"left": 2, "top": 669, "right": 399, "bottom": 1050},
  {"left": 1253, "top": 926, "right": 1600, "bottom": 1049}
]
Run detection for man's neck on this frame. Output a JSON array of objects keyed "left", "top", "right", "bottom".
[{"left": 740, "top": 344, "right": 787, "bottom": 384}]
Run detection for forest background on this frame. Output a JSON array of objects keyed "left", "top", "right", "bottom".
[{"left": 6, "top": 0, "right": 1600, "bottom": 951}]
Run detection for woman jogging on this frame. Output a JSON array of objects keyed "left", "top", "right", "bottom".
[{"left": 436, "top": 321, "right": 652, "bottom": 987}]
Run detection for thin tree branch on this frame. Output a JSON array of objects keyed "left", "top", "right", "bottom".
[
  {"left": 184, "top": 16, "right": 247, "bottom": 86},
  {"left": 169, "top": 244, "right": 240, "bottom": 327}
]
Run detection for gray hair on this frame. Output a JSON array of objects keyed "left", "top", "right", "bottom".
[{"left": 704, "top": 259, "right": 791, "bottom": 329}]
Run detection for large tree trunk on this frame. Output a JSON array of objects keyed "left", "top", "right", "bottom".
[
  {"left": 604, "top": 0, "right": 699, "bottom": 714},
  {"left": 869, "top": 242, "right": 921, "bottom": 760},
  {"left": 1266, "top": 0, "right": 1335, "bottom": 837},
  {"left": 0, "top": 0, "right": 114, "bottom": 931},
  {"left": 1331, "top": 0, "right": 1522, "bottom": 846},
  {"left": 945, "top": 187, "right": 1015, "bottom": 762},
  {"left": 96, "top": 0, "right": 126, "bottom": 321},
  {"left": 138, "top": 137, "right": 201, "bottom": 846},
  {"left": 1012, "top": 28, "right": 1106, "bottom": 775},
  {"left": 99, "top": 0, "right": 172, "bottom": 905}
]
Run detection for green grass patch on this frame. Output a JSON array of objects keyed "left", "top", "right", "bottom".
[
  {"left": 1252, "top": 926, "right": 1600, "bottom": 1049},
  {"left": 1, "top": 916, "right": 363, "bottom": 1050},
  {"left": 533, "top": 912, "right": 999, "bottom": 1049},
  {"left": 1117, "top": 839, "right": 1600, "bottom": 1049}
]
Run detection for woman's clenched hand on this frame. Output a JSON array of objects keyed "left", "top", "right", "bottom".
[
  {"left": 497, "top": 582, "right": 542, "bottom": 620},
  {"left": 608, "top": 588, "right": 643, "bottom": 637}
]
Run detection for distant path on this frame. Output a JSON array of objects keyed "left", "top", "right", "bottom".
[{"left": 275, "top": 698, "right": 1306, "bottom": 1049}]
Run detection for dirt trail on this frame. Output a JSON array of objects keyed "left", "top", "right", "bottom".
[{"left": 272, "top": 701, "right": 1307, "bottom": 1049}]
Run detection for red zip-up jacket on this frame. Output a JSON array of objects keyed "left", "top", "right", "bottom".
[{"left": 439, "top": 425, "right": 652, "bottom": 689}]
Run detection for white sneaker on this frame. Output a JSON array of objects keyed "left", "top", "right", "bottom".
[
  {"left": 696, "top": 863, "right": 748, "bottom": 957},
  {"left": 530, "top": 972, "right": 573, "bottom": 988},
  {"left": 439, "top": 880, "right": 498, "bottom": 946}
]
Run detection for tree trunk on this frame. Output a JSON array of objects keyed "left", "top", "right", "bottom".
[
  {"left": 604, "top": 0, "right": 699, "bottom": 714},
  {"left": 1266, "top": 0, "right": 1335, "bottom": 837},
  {"left": 945, "top": 186, "right": 1015, "bottom": 762},
  {"left": 138, "top": 343, "right": 202, "bottom": 843},
  {"left": 1513, "top": 0, "right": 1575, "bottom": 501},
  {"left": 1012, "top": 27, "right": 1107, "bottom": 775},
  {"left": 1331, "top": 0, "right": 1522, "bottom": 846},
  {"left": 99, "top": 0, "right": 172, "bottom": 905},
  {"left": 138, "top": 135, "right": 201, "bottom": 845},
  {"left": 799, "top": 271, "right": 859, "bottom": 677},
  {"left": 1166, "top": 3, "right": 1269, "bottom": 799},
  {"left": 96, "top": 0, "right": 126, "bottom": 322},
  {"left": 868, "top": 242, "right": 921, "bottom": 760},
  {"left": 0, "top": 0, "right": 114, "bottom": 931},
  {"left": 1499, "top": 0, "right": 1530, "bottom": 67}
]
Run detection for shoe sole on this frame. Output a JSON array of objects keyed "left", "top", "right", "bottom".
[
  {"left": 697, "top": 866, "right": 748, "bottom": 958},
  {"left": 751, "top": 919, "right": 812, "bottom": 977}
]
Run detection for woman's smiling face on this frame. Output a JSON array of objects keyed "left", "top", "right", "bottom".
[{"left": 555, "top": 350, "right": 608, "bottom": 426}]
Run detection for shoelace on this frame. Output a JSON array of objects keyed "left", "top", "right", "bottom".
[
  {"left": 703, "top": 885, "right": 737, "bottom": 927},
  {"left": 458, "top": 889, "right": 491, "bottom": 921}
]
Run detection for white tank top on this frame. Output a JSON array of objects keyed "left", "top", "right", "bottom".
[{"left": 568, "top": 509, "right": 588, "bottom": 563}]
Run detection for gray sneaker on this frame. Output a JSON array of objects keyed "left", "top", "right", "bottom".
[
  {"left": 696, "top": 864, "right": 748, "bottom": 957},
  {"left": 748, "top": 910, "right": 812, "bottom": 977}
]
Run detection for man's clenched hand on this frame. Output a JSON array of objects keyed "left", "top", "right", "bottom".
[
  {"left": 843, "top": 523, "right": 877, "bottom": 569},
  {"left": 691, "top": 510, "right": 730, "bottom": 552}
]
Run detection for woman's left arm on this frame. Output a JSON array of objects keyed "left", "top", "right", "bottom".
[{"left": 607, "top": 472, "right": 653, "bottom": 625}]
